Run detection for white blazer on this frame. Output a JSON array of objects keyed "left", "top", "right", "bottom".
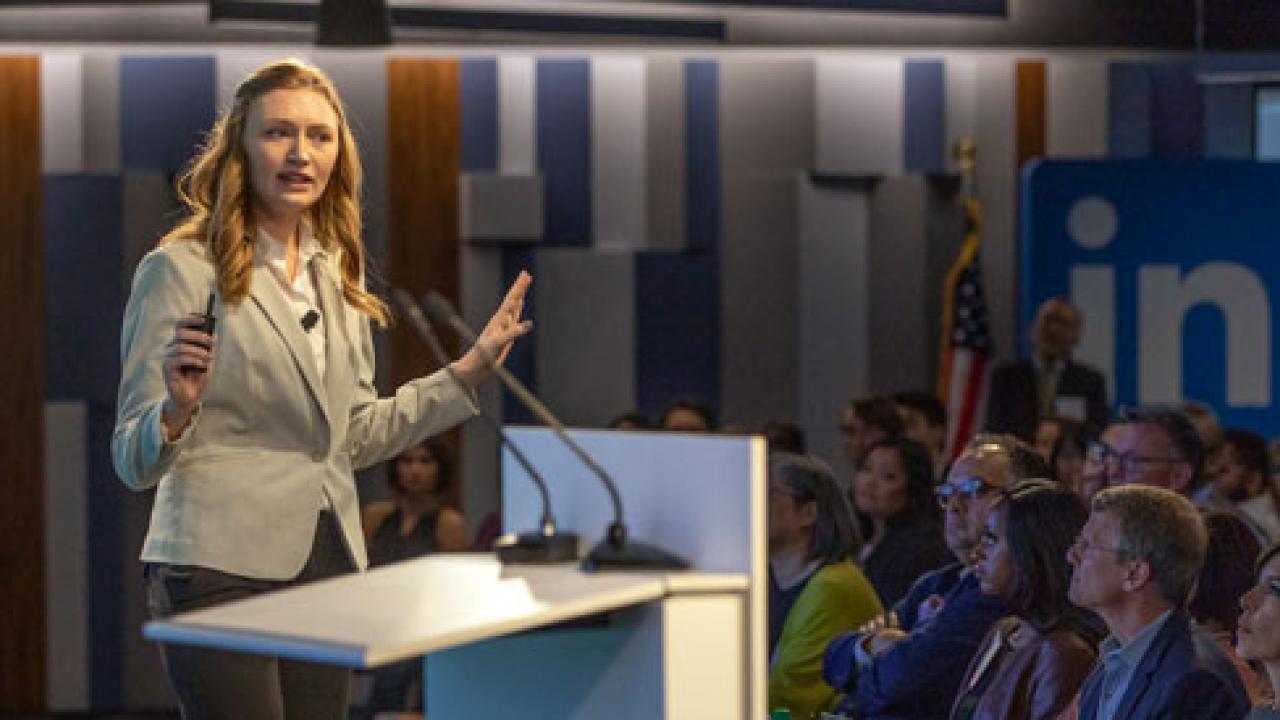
[{"left": 112, "top": 237, "right": 477, "bottom": 579}]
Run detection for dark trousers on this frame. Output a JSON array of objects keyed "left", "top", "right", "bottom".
[{"left": 145, "top": 510, "right": 356, "bottom": 720}]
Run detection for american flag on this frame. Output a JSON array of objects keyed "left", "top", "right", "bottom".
[{"left": 938, "top": 197, "right": 993, "bottom": 463}]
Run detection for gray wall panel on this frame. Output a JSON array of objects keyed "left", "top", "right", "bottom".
[
  {"left": 645, "top": 56, "right": 686, "bottom": 252},
  {"left": 45, "top": 401, "right": 89, "bottom": 711},
  {"left": 720, "top": 58, "right": 814, "bottom": 428},
  {"left": 81, "top": 51, "right": 120, "bottom": 173},
  {"left": 461, "top": 245, "right": 505, "bottom": 530},
  {"left": 974, "top": 56, "right": 1019, "bottom": 363},
  {"left": 534, "top": 249, "right": 636, "bottom": 427},
  {"left": 797, "top": 179, "right": 870, "bottom": 478},
  {"left": 868, "top": 176, "right": 931, "bottom": 392}
]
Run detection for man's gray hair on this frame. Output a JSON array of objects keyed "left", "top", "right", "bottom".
[{"left": 1092, "top": 485, "right": 1208, "bottom": 606}]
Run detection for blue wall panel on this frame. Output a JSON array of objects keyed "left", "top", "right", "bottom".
[
  {"left": 635, "top": 252, "right": 720, "bottom": 418},
  {"left": 1204, "top": 84, "right": 1254, "bottom": 159},
  {"left": 685, "top": 60, "right": 720, "bottom": 253},
  {"left": 44, "top": 175, "right": 126, "bottom": 707},
  {"left": 536, "top": 59, "right": 592, "bottom": 247},
  {"left": 1150, "top": 62, "right": 1204, "bottom": 158},
  {"left": 461, "top": 58, "right": 499, "bottom": 173},
  {"left": 904, "top": 60, "right": 946, "bottom": 173},
  {"left": 1108, "top": 63, "right": 1153, "bottom": 158},
  {"left": 121, "top": 56, "right": 215, "bottom": 172}
]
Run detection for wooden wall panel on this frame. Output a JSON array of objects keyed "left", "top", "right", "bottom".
[
  {"left": 387, "top": 59, "right": 463, "bottom": 502},
  {"left": 1016, "top": 60, "right": 1048, "bottom": 173},
  {"left": 0, "top": 55, "right": 46, "bottom": 711}
]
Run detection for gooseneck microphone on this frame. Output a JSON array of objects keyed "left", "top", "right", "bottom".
[
  {"left": 420, "top": 290, "right": 687, "bottom": 572},
  {"left": 392, "top": 289, "right": 579, "bottom": 563}
]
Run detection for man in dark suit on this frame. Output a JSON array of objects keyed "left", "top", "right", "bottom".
[
  {"left": 1069, "top": 485, "right": 1249, "bottom": 720},
  {"left": 986, "top": 297, "right": 1108, "bottom": 441}
]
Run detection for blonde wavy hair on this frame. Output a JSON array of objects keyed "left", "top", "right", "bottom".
[{"left": 162, "top": 58, "right": 388, "bottom": 326}]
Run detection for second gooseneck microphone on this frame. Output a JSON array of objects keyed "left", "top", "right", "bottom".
[
  {"left": 392, "top": 289, "right": 579, "bottom": 564},
  {"left": 420, "top": 290, "right": 687, "bottom": 572}
]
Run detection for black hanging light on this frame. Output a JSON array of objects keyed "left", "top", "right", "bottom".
[{"left": 315, "top": 0, "right": 391, "bottom": 46}]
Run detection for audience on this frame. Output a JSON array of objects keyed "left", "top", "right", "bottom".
[
  {"left": 661, "top": 399, "right": 717, "bottom": 432},
  {"left": 1068, "top": 485, "right": 1249, "bottom": 720},
  {"left": 765, "top": 420, "right": 808, "bottom": 455},
  {"left": 1237, "top": 542, "right": 1280, "bottom": 718},
  {"left": 608, "top": 411, "right": 653, "bottom": 430},
  {"left": 853, "top": 437, "right": 951, "bottom": 608},
  {"left": 895, "top": 390, "right": 949, "bottom": 478},
  {"left": 823, "top": 434, "right": 1040, "bottom": 720},
  {"left": 361, "top": 439, "right": 468, "bottom": 716},
  {"left": 985, "top": 297, "right": 1107, "bottom": 442},
  {"left": 1212, "top": 429, "right": 1280, "bottom": 543},
  {"left": 1033, "top": 416, "right": 1063, "bottom": 466},
  {"left": 767, "top": 453, "right": 883, "bottom": 719},
  {"left": 1190, "top": 511, "right": 1270, "bottom": 706},
  {"left": 951, "top": 482, "right": 1099, "bottom": 720},
  {"left": 1049, "top": 418, "right": 1087, "bottom": 491},
  {"left": 840, "top": 395, "right": 906, "bottom": 471},
  {"left": 1091, "top": 408, "right": 1203, "bottom": 495}
]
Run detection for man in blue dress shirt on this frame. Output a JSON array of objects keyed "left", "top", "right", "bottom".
[{"left": 1070, "top": 485, "right": 1249, "bottom": 720}]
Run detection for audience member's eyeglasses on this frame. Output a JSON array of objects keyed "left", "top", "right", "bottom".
[
  {"left": 1085, "top": 441, "right": 1178, "bottom": 473},
  {"left": 935, "top": 477, "right": 995, "bottom": 506}
]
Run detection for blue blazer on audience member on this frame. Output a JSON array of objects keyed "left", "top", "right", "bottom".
[
  {"left": 1077, "top": 609, "right": 1249, "bottom": 720},
  {"left": 825, "top": 563, "right": 1010, "bottom": 720}
]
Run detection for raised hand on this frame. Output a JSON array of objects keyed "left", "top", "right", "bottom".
[{"left": 452, "top": 271, "right": 533, "bottom": 388}]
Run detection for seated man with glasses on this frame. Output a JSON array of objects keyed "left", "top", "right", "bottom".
[
  {"left": 1069, "top": 485, "right": 1249, "bottom": 720},
  {"left": 824, "top": 434, "right": 1047, "bottom": 720},
  {"left": 1086, "top": 408, "right": 1202, "bottom": 496}
]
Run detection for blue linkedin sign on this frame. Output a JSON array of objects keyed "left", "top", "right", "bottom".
[{"left": 1022, "top": 160, "right": 1279, "bottom": 437}]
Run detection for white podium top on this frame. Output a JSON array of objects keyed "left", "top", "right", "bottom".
[{"left": 143, "top": 554, "right": 746, "bottom": 668}]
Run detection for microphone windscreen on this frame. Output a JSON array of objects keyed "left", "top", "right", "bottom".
[{"left": 421, "top": 291, "right": 458, "bottom": 327}]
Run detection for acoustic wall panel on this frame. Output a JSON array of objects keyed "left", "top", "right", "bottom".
[
  {"left": 81, "top": 52, "right": 120, "bottom": 173},
  {"left": 1047, "top": 57, "right": 1108, "bottom": 158},
  {"left": 904, "top": 59, "right": 946, "bottom": 173},
  {"left": 720, "top": 59, "right": 811, "bottom": 427},
  {"left": 460, "top": 246, "right": 504, "bottom": 529},
  {"left": 460, "top": 173, "right": 544, "bottom": 242},
  {"left": 636, "top": 252, "right": 720, "bottom": 418},
  {"left": 215, "top": 50, "right": 284, "bottom": 112},
  {"left": 41, "top": 53, "right": 83, "bottom": 173},
  {"left": 498, "top": 56, "right": 535, "bottom": 175},
  {"left": 1015, "top": 60, "right": 1047, "bottom": 174},
  {"left": 685, "top": 59, "right": 720, "bottom": 253},
  {"left": 44, "top": 174, "right": 126, "bottom": 708},
  {"left": 386, "top": 59, "right": 461, "bottom": 392},
  {"left": 0, "top": 54, "right": 44, "bottom": 713},
  {"left": 1150, "top": 61, "right": 1204, "bottom": 158},
  {"left": 646, "top": 56, "right": 686, "bottom": 252},
  {"left": 462, "top": 58, "right": 499, "bottom": 174},
  {"left": 798, "top": 179, "right": 870, "bottom": 480},
  {"left": 973, "top": 55, "right": 1019, "bottom": 360},
  {"left": 1108, "top": 63, "right": 1153, "bottom": 158},
  {"left": 591, "top": 57, "right": 647, "bottom": 251},
  {"left": 44, "top": 401, "right": 88, "bottom": 712},
  {"left": 815, "top": 57, "right": 904, "bottom": 176},
  {"left": 536, "top": 59, "right": 591, "bottom": 247},
  {"left": 1204, "top": 83, "right": 1254, "bottom": 159},
  {"left": 945, "top": 56, "right": 979, "bottom": 173},
  {"left": 535, "top": 250, "right": 636, "bottom": 426},
  {"left": 120, "top": 56, "right": 214, "bottom": 172}
]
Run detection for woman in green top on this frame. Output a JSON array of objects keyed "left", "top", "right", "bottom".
[{"left": 768, "top": 453, "right": 883, "bottom": 719}]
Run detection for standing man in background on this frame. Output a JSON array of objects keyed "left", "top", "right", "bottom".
[{"left": 985, "top": 297, "right": 1108, "bottom": 441}]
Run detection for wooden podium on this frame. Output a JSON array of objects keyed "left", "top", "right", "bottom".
[{"left": 144, "top": 428, "right": 767, "bottom": 719}]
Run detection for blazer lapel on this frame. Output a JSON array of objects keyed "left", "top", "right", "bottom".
[
  {"left": 250, "top": 264, "right": 332, "bottom": 429},
  {"left": 1112, "top": 613, "right": 1180, "bottom": 720},
  {"left": 314, "top": 255, "right": 353, "bottom": 408}
]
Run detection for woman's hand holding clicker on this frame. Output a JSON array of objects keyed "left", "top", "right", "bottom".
[{"left": 161, "top": 314, "right": 216, "bottom": 440}]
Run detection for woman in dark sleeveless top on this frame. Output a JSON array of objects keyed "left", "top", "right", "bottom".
[{"left": 361, "top": 438, "right": 468, "bottom": 715}]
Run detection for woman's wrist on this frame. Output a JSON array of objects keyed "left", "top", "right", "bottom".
[
  {"left": 161, "top": 397, "right": 196, "bottom": 441},
  {"left": 447, "top": 353, "right": 487, "bottom": 391}
]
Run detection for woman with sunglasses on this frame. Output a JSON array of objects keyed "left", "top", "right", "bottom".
[
  {"left": 1236, "top": 542, "right": 1280, "bottom": 717},
  {"left": 951, "top": 481, "right": 1101, "bottom": 720}
]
